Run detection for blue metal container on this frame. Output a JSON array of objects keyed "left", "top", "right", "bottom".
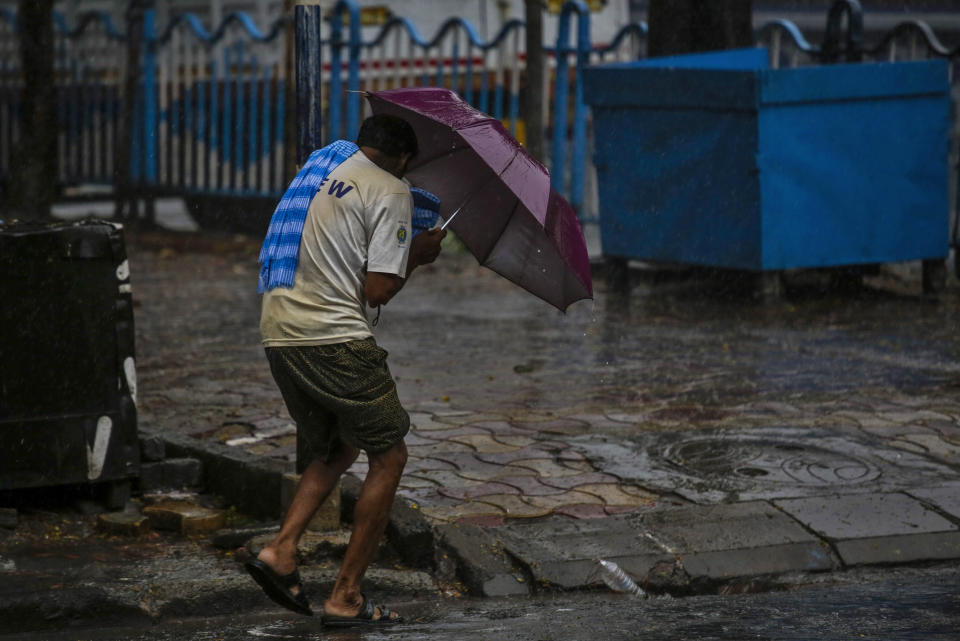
[{"left": 583, "top": 48, "right": 951, "bottom": 271}]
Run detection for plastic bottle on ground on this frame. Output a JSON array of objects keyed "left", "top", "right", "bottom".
[{"left": 596, "top": 559, "right": 647, "bottom": 598}]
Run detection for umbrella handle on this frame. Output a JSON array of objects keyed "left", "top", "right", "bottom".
[{"left": 440, "top": 205, "right": 463, "bottom": 231}]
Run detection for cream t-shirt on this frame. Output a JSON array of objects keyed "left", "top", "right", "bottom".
[{"left": 260, "top": 151, "right": 413, "bottom": 346}]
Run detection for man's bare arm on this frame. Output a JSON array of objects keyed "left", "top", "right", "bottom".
[{"left": 364, "top": 227, "right": 447, "bottom": 307}]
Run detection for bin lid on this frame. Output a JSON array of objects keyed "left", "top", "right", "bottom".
[
  {"left": 759, "top": 59, "right": 949, "bottom": 105},
  {"left": 583, "top": 48, "right": 949, "bottom": 111},
  {"left": 0, "top": 220, "right": 122, "bottom": 261}
]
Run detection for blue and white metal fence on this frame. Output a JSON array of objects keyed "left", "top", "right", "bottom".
[
  {"left": 322, "top": 1, "right": 527, "bottom": 143},
  {"left": 55, "top": 11, "right": 127, "bottom": 190},
  {"left": 321, "top": 0, "right": 644, "bottom": 220},
  {"left": 0, "top": 1, "right": 956, "bottom": 238},
  {"left": 0, "top": 0, "right": 645, "bottom": 219},
  {"left": 148, "top": 11, "right": 288, "bottom": 197},
  {"left": 0, "top": 8, "right": 127, "bottom": 192}
]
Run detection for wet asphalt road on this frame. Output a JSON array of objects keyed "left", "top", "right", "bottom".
[{"left": 9, "top": 566, "right": 959, "bottom": 641}]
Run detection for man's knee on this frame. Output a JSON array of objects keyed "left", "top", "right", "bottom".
[{"left": 369, "top": 440, "right": 407, "bottom": 475}]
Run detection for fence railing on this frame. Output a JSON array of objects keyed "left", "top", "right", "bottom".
[
  {"left": 0, "top": 0, "right": 645, "bottom": 222},
  {"left": 147, "top": 12, "right": 288, "bottom": 197},
  {"left": 320, "top": 0, "right": 643, "bottom": 218},
  {"left": 0, "top": 0, "right": 957, "bottom": 243}
]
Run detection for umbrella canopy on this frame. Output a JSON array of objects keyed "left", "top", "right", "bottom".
[{"left": 366, "top": 87, "right": 593, "bottom": 311}]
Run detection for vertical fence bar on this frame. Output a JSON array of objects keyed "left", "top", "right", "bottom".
[
  {"left": 328, "top": 8, "right": 343, "bottom": 143},
  {"left": 209, "top": 59, "right": 219, "bottom": 190},
  {"left": 248, "top": 55, "right": 259, "bottom": 193},
  {"left": 569, "top": 5, "right": 590, "bottom": 215},
  {"left": 406, "top": 36, "right": 417, "bottom": 87},
  {"left": 274, "top": 53, "right": 285, "bottom": 190},
  {"left": 434, "top": 39, "right": 444, "bottom": 87},
  {"left": 234, "top": 43, "right": 245, "bottom": 190},
  {"left": 172, "top": 29, "right": 182, "bottom": 190},
  {"left": 420, "top": 41, "right": 430, "bottom": 87},
  {"left": 260, "top": 66, "right": 271, "bottom": 193},
  {"left": 183, "top": 28, "right": 193, "bottom": 190},
  {"left": 551, "top": 0, "right": 589, "bottom": 202},
  {"left": 222, "top": 46, "right": 233, "bottom": 189},
  {"left": 345, "top": 5, "right": 360, "bottom": 140},
  {"left": 493, "top": 35, "right": 504, "bottom": 120},
  {"left": 551, "top": 11, "right": 571, "bottom": 193},
  {"left": 175, "top": 27, "right": 185, "bottom": 190},
  {"left": 451, "top": 29, "right": 461, "bottom": 95},
  {"left": 393, "top": 27, "right": 404, "bottom": 89},
  {"left": 464, "top": 36, "right": 475, "bottom": 105},
  {"left": 157, "top": 22, "right": 168, "bottom": 190},
  {"left": 196, "top": 52, "right": 206, "bottom": 191},
  {"left": 479, "top": 48, "right": 489, "bottom": 114},
  {"left": 375, "top": 41, "right": 386, "bottom": 92},
  {"left": 510, "top": 27, "right": 521, "bottom": 136}
]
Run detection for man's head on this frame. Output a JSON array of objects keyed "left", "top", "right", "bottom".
[{"left": 357, "top": 114, "right": 418, "bottom": 178}]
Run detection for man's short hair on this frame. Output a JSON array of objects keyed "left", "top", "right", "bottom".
[{"left": 356, "top": 114, "right": 418, "bottom": 158}]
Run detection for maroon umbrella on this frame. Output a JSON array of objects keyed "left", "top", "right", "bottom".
[{"left": 365, "top": 87, "right": 593, "bottom": 311}]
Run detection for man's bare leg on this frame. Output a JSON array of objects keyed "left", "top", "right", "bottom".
[
  {"left": 323, "top": 440, "right": 407, "bottom": 620},
  {"left": 256, "top": 442, "right": 359, "bottom": 590}
]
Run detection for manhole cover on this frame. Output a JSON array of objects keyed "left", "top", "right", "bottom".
[
  {"left": 572, "top": 426, "right": 958, "bottom": 504},
  {"left": 663, "top": 438, "right": 882, "bottom": 487}
]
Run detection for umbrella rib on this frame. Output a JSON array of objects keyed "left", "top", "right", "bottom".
[
  {"left": 445, "top": 163, "right": 516, "bottom": 244},
  {"left": 474, "top": 147, "right": 525, "bottom": 264},
  {"left": 476, "top": 196, "right": 522, "bottom": 265}
]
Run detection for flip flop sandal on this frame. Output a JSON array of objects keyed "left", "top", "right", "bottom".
[
  {"left": 321, "top": 593, "right": 403, "bottom": 627},
  {"left": 244, "top": 558, "right": 313, "bottom": 616}
]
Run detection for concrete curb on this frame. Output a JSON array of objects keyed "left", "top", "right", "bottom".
[
  {"left": 435, "top": 499, "right": 960, "bottom": 598},
  {"left": 143, "top": 428, "right": 439, "bottom": 570},
  {"left": 434, "top": 523, "right": 529, "bottom": 597},
  {"left": 141, "top": 428, "right": 960, "bottom": 601},
  {"left": 147, "top": 428, "right": 292, "bottom": 521}
]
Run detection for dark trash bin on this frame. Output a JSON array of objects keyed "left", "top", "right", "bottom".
[{"left": 0, "top": 220, "right": 139, "bottom": 507}]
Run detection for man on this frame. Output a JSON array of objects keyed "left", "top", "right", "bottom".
[{"left": 246, "top": 114, "right": 446, "bottom": 626}]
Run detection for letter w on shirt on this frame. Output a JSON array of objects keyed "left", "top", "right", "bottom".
[{"left": 328, "top": 180, "right": 354, "bottom": 198}]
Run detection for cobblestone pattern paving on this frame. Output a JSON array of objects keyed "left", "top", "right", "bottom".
[{"left": 129, "top": 232, "right": 960, "bottom": 527}]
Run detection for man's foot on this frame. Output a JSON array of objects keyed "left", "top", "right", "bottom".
[
  {"left": 244, "top": 549, "right": 312, "bottom": 616},
  {"left": 321, "top": 594, "right": 403, "bottom": 627}
]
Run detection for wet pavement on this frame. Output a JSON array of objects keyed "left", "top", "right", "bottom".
[
  {"left": 3, "top": 221, "right": 960, "bottom": 632},
  {"left": 6, "top": 565, "right": 960, "bottom": 640}
]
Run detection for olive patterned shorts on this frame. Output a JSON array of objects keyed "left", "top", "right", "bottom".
[{"left": 265, "top": 338, "right": 409, "bottom": 463}]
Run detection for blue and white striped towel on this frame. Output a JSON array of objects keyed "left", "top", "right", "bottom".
[
  {"left": 410, "top": 187, "right": 440, "bottom": 237},
  {"left": 257, "top": 140, "right": 359, "bottom": 293}
]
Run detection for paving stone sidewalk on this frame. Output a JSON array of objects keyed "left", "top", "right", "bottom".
[{"left": 128, "top": 230, "right": 960, "bottom": 597}]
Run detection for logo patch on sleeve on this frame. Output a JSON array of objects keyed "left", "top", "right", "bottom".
[{"left": 396, "top": 223, "right": 408, "bottom": 246}]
